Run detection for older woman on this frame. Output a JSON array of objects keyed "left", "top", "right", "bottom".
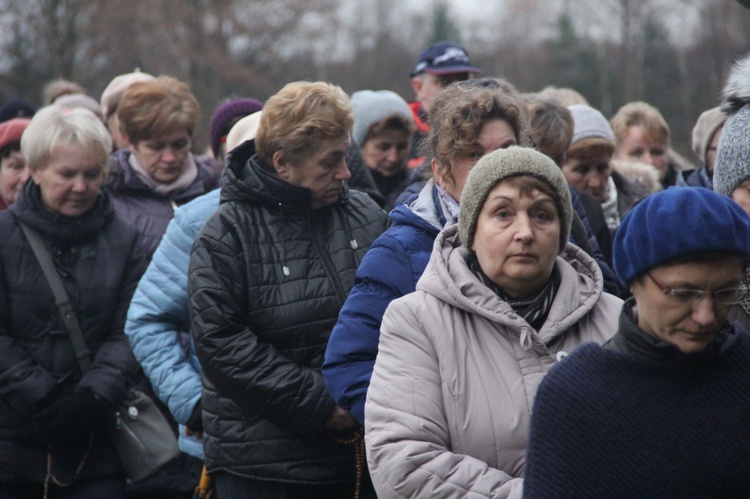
[
  {"left": 524, "top": 188, "right": 750, "bottom": 497},
  {"left": 610, "top": 100, "right": 684, "bottom": 188},
  {"left": 0, "top": 106, "right": 148, "bottom": 497},
  {"left": 364, "top": 147, "right": 622, "bottom": 497},
  {"left": 323, "top": 79, "right": 533, "bottom": 427},
  {"left": 563, "top": 104, "right": 654, "bottom": 236},
  {"left": 188, "top": 82, "right": 388, "bottom": 497},
  {"left": 106, "top": 75, "right": 219, "bottom": 256},
  {"left": 0, "top": 118, "right": 31, "bottom": 211},
  {"left": 350, "top": 90, "right": 415, "bottom": 211}
]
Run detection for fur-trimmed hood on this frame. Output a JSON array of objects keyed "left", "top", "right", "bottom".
[
  {"left": 722, "top": 53, "right": 750, "bottom": 114},
  {"left": 612, "top": 159, "right": 662, "bottom": 194}
]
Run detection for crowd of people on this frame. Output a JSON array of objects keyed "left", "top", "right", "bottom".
[{"left": 2, "top": 30, "right": 750, "bottom": 498}]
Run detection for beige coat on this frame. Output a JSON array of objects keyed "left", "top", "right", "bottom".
[{"left": 365, "top": 225, "right": 623, "bottom": 498}]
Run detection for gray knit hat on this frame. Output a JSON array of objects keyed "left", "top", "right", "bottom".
[
  {"left": 350, "top": 90, "right": 413, "bottom": 147},
  {"left": 714, "top": 54, "right": 750, "bottom": 196},
  {"left": 691, "top": 106, "right": 726, "bottom": 165},
  {"left": 568, "top": 104, "right": 615, "bottom": 146},
  {"left": 459, "top": 146, "right": 573, "bottom": 252}
]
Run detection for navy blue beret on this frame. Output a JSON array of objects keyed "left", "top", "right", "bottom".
[{"left": 613, "top": 187, "right": 750, "bottom": 286}]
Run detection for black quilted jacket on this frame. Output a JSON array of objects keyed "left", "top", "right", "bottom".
[
  {"left": 188, "top": 140, "right": 388, "bottom": 484},
  {"left": 0, "top": 181, "right": 148, "bottom": 483}
]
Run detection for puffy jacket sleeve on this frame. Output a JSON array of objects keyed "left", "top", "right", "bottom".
[
  {"left": 188, "top": 207, "right": 334, "bottom": 435},
  {"left": 0, "top": 241, "right": 57, "bottom": 415},
  {"left": 365, "top": 297, "right": 524, "bottom": 499},
  {"left": 323, "top": 232, "right": 419, "bottom": 425},
  {"left": 77, "top": 227, "right": 149, "bottom": 404},
  {"left": 125, "top": 205, "right": 205, "bottom": 423}
]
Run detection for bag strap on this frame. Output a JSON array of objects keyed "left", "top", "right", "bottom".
[{"left": 19, "top": 221, "right": 92, "bottom": 374}]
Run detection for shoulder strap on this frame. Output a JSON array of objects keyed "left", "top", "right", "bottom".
[{"left": 19, "top": 222, "right": 92, "bottom": 373}]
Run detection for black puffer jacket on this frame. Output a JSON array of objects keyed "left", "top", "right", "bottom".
[
  {"left": 188, "top": 140, "right": 388, "bottom": 483},
  {"left": 0, "top": 180, "right": 149, "bottom": 483}
]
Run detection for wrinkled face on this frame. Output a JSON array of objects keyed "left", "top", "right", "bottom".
[
  {"left": 562, "top": 151, "right": 612, "bottom": 202},
  {"left": 472, "top": 180, "right": 561, "bottom": 298},
  {"left": 130, "top": 130, "right": 192, "bottom": 184},
  {"left": 412, "top": 72, "right": 471, "bottom": 115},
  {"left": 631, "top": 258, "right": 744, "bottom": 354},
  {"left": 0, "top": 146, "right": 29, "bottom": 205},
  {"left": 30, "top": 143, "right": 105, "bottom": 217},
  {"left": 435, "top": 119, "right": 518, "bottom": 203},
  {"left": 614, "top": 125, "right": 669, "bottom": 180},
  {"left": 275, "top": 134, "right": 351, "bottom": 209},
  {"left": 731, "top": 179, "right": 750, "bottom": 217},
  {"left": 360, "top": 128, "right": 411, "bottom": 177},
  {"left": 705, "top": 125, "right": 723, "bottom": 178}
]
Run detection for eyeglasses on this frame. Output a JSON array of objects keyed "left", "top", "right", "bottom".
[{"left": 645, "top": 272, "right": 748, "bottom": 306}]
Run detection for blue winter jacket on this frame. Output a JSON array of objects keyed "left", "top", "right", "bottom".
[
  {"left": 323, "top": 180, "right": 446, "bottom": 425},
  {"left": 125, "top": 188, "right": 220, "bottom": 459}
]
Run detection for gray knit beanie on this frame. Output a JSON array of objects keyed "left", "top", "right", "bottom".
[
  {"left": 350, "top": 90, "right": 413, "bottom": 147},
  {"left": 459, "top": 146, "right": 573, "bottom": 252},
  {"left": 568, "top": 104, "right": 615, "bottom": 146},
  {"left": 714, "top": 54, "right": 750, "bottom": 196}
]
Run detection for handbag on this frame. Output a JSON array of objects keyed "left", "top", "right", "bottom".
[{"left": 20, "top": 222, "right": 180, "bottom": 482}]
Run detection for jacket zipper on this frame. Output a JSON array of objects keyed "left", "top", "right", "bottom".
[{"left": 309, "top": 214, "right": 347, "bottom": 307}]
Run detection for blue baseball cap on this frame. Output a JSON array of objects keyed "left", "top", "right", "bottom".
[{"left": 411, "top": 41, "right": 482, "bottom": 77}]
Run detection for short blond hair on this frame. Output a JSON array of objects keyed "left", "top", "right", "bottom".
[
  {"left": 256, "top": 81, "right": 353, "bottom": 167},
  {"left": 21, "top": 105, "right": 112, "bottom": 174},
  {"left": 610, "top": 101, "right": 670, "bottom": 146}
]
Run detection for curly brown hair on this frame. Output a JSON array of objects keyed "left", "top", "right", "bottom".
[{"left": 421, "top": 79, "right": 533, "bottom": 190}]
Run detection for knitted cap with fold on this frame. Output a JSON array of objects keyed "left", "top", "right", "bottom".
[{"left": 459, "top": 146, "right": 572, "bottom": 253}]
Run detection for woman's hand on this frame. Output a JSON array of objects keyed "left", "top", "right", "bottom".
[{"left": 324, "top": 405, "right": 356, "bottom": 431}]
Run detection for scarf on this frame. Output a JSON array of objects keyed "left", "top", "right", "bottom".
[
  {"left": 128, "top": 152, "right": 198, "bottom": 196},
  {"left": 434, "top": 183, "right": 461, "bottom": 225},
  {"left": 601, "top": 176, "right": 621, "bottom": 232},
  {"left": 468, "top": 252, "right": 560, "bottom": 331}
]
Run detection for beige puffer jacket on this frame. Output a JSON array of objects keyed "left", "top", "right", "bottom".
[{"left": 365, "top": 224, "right": 623, "bottom": 498}]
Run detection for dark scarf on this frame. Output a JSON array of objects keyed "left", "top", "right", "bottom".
[
  {"left": 10, "top": 179, "right": 114, "bottom": 242},
  {"left": 467, "top": 252, "right": 560, "bottom": 331}
]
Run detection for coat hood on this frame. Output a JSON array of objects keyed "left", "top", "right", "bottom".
[
  {"left": 388, "top": 179, "right": 444, "bottom": 234},
  {"left": 220, "top": 139, "right": 350, "bottom": 212},
  {"left": 722, "top": 53, "right": 750, "bottom": 114},
  {"left": 417, "top": 224, "right": 605, "bottom": 347}
]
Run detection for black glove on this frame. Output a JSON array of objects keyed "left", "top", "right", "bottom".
[
  {"left": 34, "top": 389, "right": 106, "bottom": 450},
  {"left": 186, "top": 399, "right": 203, "bottom": 434}
]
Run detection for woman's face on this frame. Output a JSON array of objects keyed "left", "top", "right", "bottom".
[
  {"left": 731, "top": 179, "right": 750, "bottom": 217},
  {"left": 435, "top": 119, "right": 517, "bottom": 203},
  {"left": 30, "top": 143, "right": 105, "bottom": 217},
  {"left": 360, "top": 128, "right": 411, "bottom": 177},
  {"left": 613, "top": 125, "right": 669, "bottom": 179},
  {"left": 562, "top": 151, "right": 612, "bottom": 202},
  {"left": 274, "top": 134, "right": 351, "bottom": 209},
  {"left": 630, "top": 258, "right": 744, "bottom": 354},
  {"left": 472, "top": 179, "right": 561, "bottom": 297},
  {"left": 0, "top": 146, "right": 29, "bottom": 205},
  {"left": 130, "top": 130, "right": 191, "bottom": 184}
]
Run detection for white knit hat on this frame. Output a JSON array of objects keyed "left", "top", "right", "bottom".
[
  {"left": 350, "top": 90, "right": 413, "bottom": 146},
  {"left": 568, "top": 104, "right": 615, "bottom": 145}
]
